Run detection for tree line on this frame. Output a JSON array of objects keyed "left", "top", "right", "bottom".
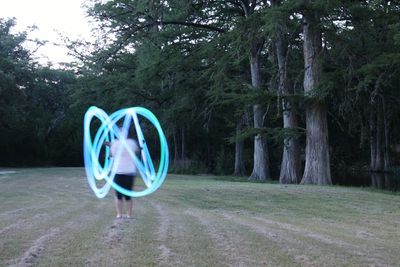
[{"left": 1, "top": 1, "right": 400, "bottom": 185}]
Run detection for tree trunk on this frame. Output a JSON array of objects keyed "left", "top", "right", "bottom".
[
  {"left": 300, "top": 13, "right": 331, "bottom": 185},
  {"left": 234, "top": 115, "right": 246, "bottom": 176},
  {"left": 369, "top": 100, "right": 387, "bottom": 173},
  {"left": 181, "top": 126, "right": 185, "bottom": 161},
  {"left": 249, "top": 41, "right": 271, "bottom": 181},
  {"left": 369, "top": 111, "right": 377, "bottom": 171},
  {"left": 375, "top": 104, "right": 384, "bottom": 171},
  {"left": 359, "top": 112, "right": 367, "bottom": 148},
  {"left": 280, "top": 103, "right": 302, "bottom": 184},
  {"left": 272, "top": 6, "right": 301, "bottom": 184},
  {"left": 173, "top": 127, "right": 180, "bottom": 169},
  {"left": 250, "top": 104, "right": 270, "bottom": 181},
  {"left": 383, "top": 98, "right": 390, "bottom": 171},
  {"left": 173, "top": 125, "right": 187, "bottom": 170}
]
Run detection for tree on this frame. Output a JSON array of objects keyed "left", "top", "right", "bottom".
[
  {"left": 242, "top": 1, "right": 272, "bottom": 181},
  {"left": 295, "top": 2, "right": 332, "bottom": 185},
  {"left": 268, "top": 0, "right": 302, "bottom": 184},
  {"left": 0, "top": 18, "right": 77, "bottom": 165},
  {"left": 0, "top": 18, "right": 35, "bottom": 164},
  {"left": 84, "top": 0, "right": 273, "bottom": 178}
]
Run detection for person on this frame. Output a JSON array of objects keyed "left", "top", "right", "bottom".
[{"left": 108, "top": 123, "right": 139, "bottom": 219}]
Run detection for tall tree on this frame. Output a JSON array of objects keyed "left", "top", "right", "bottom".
[
  {"left": 269, "top": 0, "right": 302, "bottom": 184},
  {"left": 0, "top": 18, "right": 35, "bottom": 164},
  {"left": 222, "top": 0, "right": 271, "bottom": 181},
  {"left": 300, "top": 5, "right": 331, "bottom": 185},
  {"left": 85, "top": 0, "right": 272, "bottom": 179},
  {"left": 323, "top": 1, "right": 400, "bottom": 174}
]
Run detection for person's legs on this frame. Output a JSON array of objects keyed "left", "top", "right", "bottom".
[
  {"left": 125, "top": 175, "right": 135, "bottom": 218},
  {"left": 114, "top": 174, "right": 124, "bottom": 218},
  {"left": 114, "top": 196, "right": 123, "bottom": 218},
  {"left": 123, "top": 175, "right": 135, "bottom": 218},
  {"left": 126, "top": 199, "right": 133, "bottom": 218},
  {"left": 115, "top": 174, "right": 135, "bottom": 218}
]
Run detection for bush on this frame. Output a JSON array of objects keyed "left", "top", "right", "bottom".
[{"left": 169, "top": 159, "right": 208, "bottom": 174}]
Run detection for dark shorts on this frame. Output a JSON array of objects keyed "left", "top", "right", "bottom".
[{"left": 114, "top": 173, "right": 135, "bottom": 200}]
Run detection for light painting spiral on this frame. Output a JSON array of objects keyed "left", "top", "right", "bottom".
[{"left": 83, "top": 106, "right": 169, "bottom": 198}]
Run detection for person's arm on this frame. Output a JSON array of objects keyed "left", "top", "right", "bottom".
[
  {"left": 135, "top": 140, "right": 141, "bottom": 154},
  {"left": 109, "top": 142, "right": 115, "bottom": 157},
  {"left": 104, "top": 141, "right": 112, "bottom": 159}
]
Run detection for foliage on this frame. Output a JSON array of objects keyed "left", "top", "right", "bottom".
[
  {"left": 2, "top": 1, "right": 400, "bottom": 180},
  {"left": 0, "top": 18, "right": 77, "bottom": 166}
]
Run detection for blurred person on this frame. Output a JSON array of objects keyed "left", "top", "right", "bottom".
[{"left": 108, "top": 121, "right": 139, "bottom": 219}]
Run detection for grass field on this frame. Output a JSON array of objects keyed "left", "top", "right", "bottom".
[{"left": 1, "top": 168, "right": 399, "bottom": 267}]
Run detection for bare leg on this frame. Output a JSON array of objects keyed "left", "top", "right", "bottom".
[
  {"left": 126, "top": 179, "right": 134, "bottom": 218},
  {"left": 114, "top": 197, "right": 123, "bottom": 218},
  {"left": 126, "top": 200, "right": 133, "bottom": 218}
]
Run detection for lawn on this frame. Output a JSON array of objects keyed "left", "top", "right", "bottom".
[{"left": 1, "top": 168, "right": 399, "bottom": 266}]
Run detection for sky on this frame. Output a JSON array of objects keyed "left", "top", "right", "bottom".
[{"left": 0, "top": 0, "right": 95, "bottom": 66}]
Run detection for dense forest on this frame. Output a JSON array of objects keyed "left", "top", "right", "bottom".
[{"left": 1, "top": 0, "right": 400, "bottom": 185}]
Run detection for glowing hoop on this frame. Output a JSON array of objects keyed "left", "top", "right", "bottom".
[{"left": 83, "top": 106, "right": 169, "bottom": 198}]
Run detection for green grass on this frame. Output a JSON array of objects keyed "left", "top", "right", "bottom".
[{"left": 1, "top": 168, "right": 399, "bottom": 266}]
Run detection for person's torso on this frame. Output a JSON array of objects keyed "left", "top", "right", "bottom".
[{"left": 111, "top": 139, "right": 138, "bottom": 174}]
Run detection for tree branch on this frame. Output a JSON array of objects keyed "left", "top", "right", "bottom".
[{"left": 157, "top": 20, "right": 226, "bottom": 33}]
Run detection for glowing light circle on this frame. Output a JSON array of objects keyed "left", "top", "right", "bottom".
[{"left": 83, "top": 106, "right": 169, "bottom": 198}]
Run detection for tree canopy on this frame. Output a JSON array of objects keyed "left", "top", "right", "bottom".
[{"left": 1, "top": 1, "right": 400, "bottom": 185}]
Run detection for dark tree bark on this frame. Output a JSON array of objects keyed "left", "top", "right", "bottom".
[
  {"left": 173, "top": 125, "right": 187, "bottom": 170},
  {"left": 181, "top": 126, "right": 186, "bottom": 161},
  {"left": 300, "top": 12, "right": 332, "bottom": 185},
  {"left": 369, "top": 73, "right": 390, "bottom": 173},
  {"left": 369, "top": 97, "right": 388, "bottom": 173},
  {"left": 375, "top": 104, "right": 384, "bottom": 171},
  {"left": 173, "top": 127, "right": 180, "bottom": 169},
  {"left": 382, "top": 98, "right": 390, "bottom": 171},
  {"left": 234, "top": 114, "right": 246, "bottom": 176},
  {"left": 359, "top": 112, "right": 367, "bottom": 149},
  {"left": 371, "top": 172, "right": 384, "bottom": 189},
  {"left": 369, "top": 111, "right": 377, "bottom": 171}
]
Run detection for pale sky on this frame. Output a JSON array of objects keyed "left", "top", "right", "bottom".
[{"left": 0, "top": 0, "right": 95, "bottom": 66}]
